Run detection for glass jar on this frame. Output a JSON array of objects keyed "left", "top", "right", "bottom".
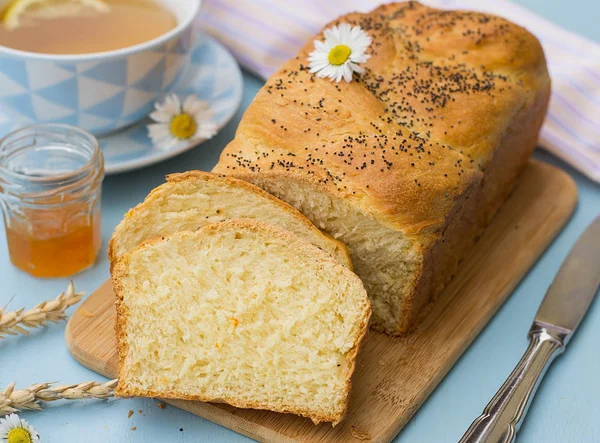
[{"left": 0, "top": 124, "right": 104, "bottom": 278}]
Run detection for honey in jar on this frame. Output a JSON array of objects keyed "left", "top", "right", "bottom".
[{"left": 0, "top": 124, "right": 104, "bottom": 278}]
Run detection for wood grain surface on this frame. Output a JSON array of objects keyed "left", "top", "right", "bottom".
[{"left": 66, "top": 160, "right": 577, "bottom": 443}]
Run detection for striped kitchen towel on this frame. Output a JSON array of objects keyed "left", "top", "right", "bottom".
[{"left": 198, "top": 0, "right": 600, "bottom": 182}]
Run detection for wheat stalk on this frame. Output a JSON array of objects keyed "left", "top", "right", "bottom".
[
  {"left": 0, "top": 282, "right": 84, "bottom": 339},
  {"left": 0, "top": 379, "right": 118, "bottom": 415}
]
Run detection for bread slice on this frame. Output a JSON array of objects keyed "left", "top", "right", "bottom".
[
  {"left": 108, "top": 171, "right": 351, "bottom": 270},
  {"left": 113, "top": 219, "right": 371, "bottom": 424}
]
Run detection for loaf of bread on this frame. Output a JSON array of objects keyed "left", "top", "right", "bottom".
[
  {"left": 108, "top": 171, "right": 351, "bottom": 269},
  {"left": 213, "top": 2, "right": 550, "bottom": 335},
  {"left": 113, "top": 219, "right": 371, "bottom": 424}
]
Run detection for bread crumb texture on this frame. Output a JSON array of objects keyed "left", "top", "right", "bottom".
[
  {"left": 114, "top": 220, "right": 370, "bottom": 424},
  {"left": 109, "top": 171, "right": 351, "bottom": 270}
]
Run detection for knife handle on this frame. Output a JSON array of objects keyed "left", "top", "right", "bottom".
[{"left": 459, "top": 327, "right": 565, "bottom": 443}]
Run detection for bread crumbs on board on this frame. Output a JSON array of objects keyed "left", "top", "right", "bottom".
[
  {"left": 350, "top": 426, "right": 372, "bottom": 441},
  {"left": 80, "top": 308, "right": 94, "bottom": 318}
]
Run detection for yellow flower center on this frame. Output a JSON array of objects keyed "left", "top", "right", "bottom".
[
  {"left": 328, "top": 44, "right": 352, "bottom": 66},
  {"left": 8, "top": 428, "right": 32, "bottom": 443},
  {"left": 170, "top": 113, "right": 197, "bottom": 139}
]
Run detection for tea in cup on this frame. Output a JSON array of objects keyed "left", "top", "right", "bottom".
[{"left": 0, "top": 0, "right": 202, "bottom": 135}]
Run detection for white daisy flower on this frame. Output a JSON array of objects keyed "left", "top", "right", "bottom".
[
  {"left": 147, "top": 94, "right": 218, "bottom": 151},
  {"left": 308, "top": 23, "right": 372, "bottom": 83},
  {"left": 0, "top": 414, "right": 40, "bottom": 443}
]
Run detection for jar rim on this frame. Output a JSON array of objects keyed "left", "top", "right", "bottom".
[{"left": 0, "top": 123, "right": 101, "bottom": 184}]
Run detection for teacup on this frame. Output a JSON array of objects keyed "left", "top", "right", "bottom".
[{"left": 0, "top": 0, "right": 202, "bottom": 136}]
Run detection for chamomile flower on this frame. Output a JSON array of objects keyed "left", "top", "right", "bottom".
[
  {"left": 0, "top": 414, "right": 40, "bottom": 443},
  {"left": 148, "top": 94, "right": 217, "bottom": 151},
  {"left": 308, "top": 23, "right": 372, "bottom": 83}
]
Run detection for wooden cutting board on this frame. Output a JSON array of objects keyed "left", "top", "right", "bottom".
[{"left": 66, "top": 160, "right": 577, "bottom": 443}]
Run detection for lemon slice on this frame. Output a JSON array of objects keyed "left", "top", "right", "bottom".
[{"left": 2, "top": 0, "right": 110, "bottom": 31}]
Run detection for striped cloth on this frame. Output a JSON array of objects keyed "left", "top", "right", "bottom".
[{"left": 198, "top": 0, "right": 600, "bottom": 182}]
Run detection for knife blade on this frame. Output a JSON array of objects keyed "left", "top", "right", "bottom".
[
  {"left": 533, "top": 216, "right": 600, "bottom": 342},
  {"left": 460, "top": 216, "right": 600, "bottom": 443}
]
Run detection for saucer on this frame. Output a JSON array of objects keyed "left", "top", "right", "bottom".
[{"left": 0, "top": 33, "right": 243, "bottom": 175}]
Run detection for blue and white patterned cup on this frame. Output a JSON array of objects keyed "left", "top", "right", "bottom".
[{"left": 0, "top": 0, "right": 201, "bottom": 136}]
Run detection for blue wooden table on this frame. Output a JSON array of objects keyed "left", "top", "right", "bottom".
[{"left": 1, "top": 1, "right": 599, "bottom": 441}]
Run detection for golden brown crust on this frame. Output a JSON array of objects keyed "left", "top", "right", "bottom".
[
  {"left": 108, "top": 170, "right": 352, "bottom": 271},
  {"left": 113, "top": 219, "right": 371, "bottom": 425},
  {"left": 213, "top": 2, "right": 550, "bottom": 334},
  {"left": 214, "top": 2, "right": 548, "bottom": 233}
]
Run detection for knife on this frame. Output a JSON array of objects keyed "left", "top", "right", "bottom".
[{"left": 459, "top": 216, "right": 600, "bottom": 443}]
